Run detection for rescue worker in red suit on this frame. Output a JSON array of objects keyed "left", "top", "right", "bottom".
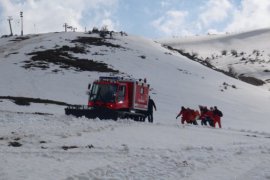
[
  {"left": 186, "top": 108, "right": 198, "bottom": 125},
  {"left": 199, "top": 106, "right": 208, "bottom": 126},
  {"left": 213, "top": 106, "right": 223, "bottom": 128},
  {"left": 176, "top": 106, "right": 188, "bottom": 124}
]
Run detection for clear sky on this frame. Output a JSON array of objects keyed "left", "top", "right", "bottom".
[{"left": 0, "top": 0, "right": 270, "bottom": 38}]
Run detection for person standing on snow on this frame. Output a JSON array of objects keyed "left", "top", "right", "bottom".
[
  {"left": 200, "top": 106, "right": 214, "bottom": 127},
  {"left": 213, "top": 106, "right": 223, "bottom": 128},
  {"left": 147, "top": 96, "right": 156, "bottom": 123},
  {"left": 176, "top": 106, "right": 187, "bottom": 124},
  {"left": 193, "top": 109, "right": 200, "bottom": 125},
  {"left": 199, "top": 106, "right": 208, "bottom": 126},
  {"left": 206, "top": 107, "right": 215, "bottom": 127}
]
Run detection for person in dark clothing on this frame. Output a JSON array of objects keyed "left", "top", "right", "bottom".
[
  {"left": 199, "top": 106, "right": 213, "bottom": 126},
  {"left": 213, "top": 106, "right": 223, "bottom": 128},
  {"left": 147, "top": 96, "right": 156, "bottom": 123},
  {"left": 176, "top": 107, "right": 198, "bottom": 125},
  {"left": 206, "top": 107, "right": 214, "bottom": 127}
]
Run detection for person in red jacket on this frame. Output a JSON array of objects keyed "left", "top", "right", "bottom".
[
  {"left": 147, "top": 96, "right": 157, "bottom": 123},
  {"left": 176, "top": 106, "right": 188, "bottom": 124},
  {"left": 176, "top": 107, "right": 198, "bottom": 125},
  {"left": 213, "top": 106, "right": 223, "bottom": 128},
  {"left": 186, "top": 108, "right": 198, "bottom": 125},
  {"left": 200, "top": 106, "right": 214, "bottom": 127}
]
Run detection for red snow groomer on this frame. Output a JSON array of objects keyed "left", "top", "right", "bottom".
[{"left": 65, "top": 76, "right": 150, "bottom": 121}]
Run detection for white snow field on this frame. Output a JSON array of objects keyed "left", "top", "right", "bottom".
[{"left": 0, "top": 31, "right": 270, "bottom": 180}]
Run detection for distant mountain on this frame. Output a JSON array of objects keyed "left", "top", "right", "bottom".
[{"left": 159, "top": 28, "right": 270, "bottom": 91}]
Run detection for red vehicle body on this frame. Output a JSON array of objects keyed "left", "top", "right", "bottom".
[{"left": 65, "top": 76, "right": 150, "bottom": 120}]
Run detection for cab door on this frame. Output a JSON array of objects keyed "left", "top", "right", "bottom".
[{"left": 116, "top": 84, "right": 128, "bottom": 109}]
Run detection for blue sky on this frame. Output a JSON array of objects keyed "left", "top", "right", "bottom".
[{"left": 1, "top": 0, "right": 270, "bottom": 38}]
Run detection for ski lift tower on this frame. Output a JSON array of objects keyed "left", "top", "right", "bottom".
[
  {"left": 7, "top": 16, "right": 13, "bottom": 36},
  {"left": 20, "top": 11, "right": 23, "bottom": 36}
]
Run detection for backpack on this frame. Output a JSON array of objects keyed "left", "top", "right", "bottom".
[{"left": 218, "top": 110, "right": 223, "bottom": 117}]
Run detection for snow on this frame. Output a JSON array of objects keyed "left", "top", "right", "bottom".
[
  {"left": 159, "top": 28, "right": 270, "bottom": 90},
  {"left": 0, "top": 30, "right": 270, "bottom": 179},
  {"left": 1, "top": 112, "right": 270, "bottom": 180}
]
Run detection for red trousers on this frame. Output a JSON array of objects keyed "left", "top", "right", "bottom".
[{"left": 213, "top": 116, "right": 221, "bottom": 128}]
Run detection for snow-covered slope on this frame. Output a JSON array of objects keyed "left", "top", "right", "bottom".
[
  {"left": 0, "top": 31, "right": 269, "bottom": 129},
  {"left": 0, "top": 31, "right": 270, "bottom": 180},
  {"left": 159, "top": 28, "right": 270, "bottom": 90}
]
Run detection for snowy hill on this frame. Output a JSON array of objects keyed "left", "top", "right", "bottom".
[
  {"left": 0, "top": 31, "right": 270, "bottom": 179},
  {"left": 159, "top": 28, "right": 270, "bottom": 91}
]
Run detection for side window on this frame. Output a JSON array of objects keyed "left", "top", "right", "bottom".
[
  {"left": 89, "top": 84, "right": 98, "bottom": 100},
  {"left": 140, "top": 87, "right": 144, "bottom": 94},
  {"left": 118, "top": 86, "right": 126, "bottom": 102}
]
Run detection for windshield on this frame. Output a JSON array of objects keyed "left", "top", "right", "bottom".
[{"left": 89, "top": 83, "right": 117, "bottom": 103}]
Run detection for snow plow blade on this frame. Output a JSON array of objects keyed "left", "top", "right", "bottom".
[{"left": 65, "top": 105, "right": 118, "bottom": 120}]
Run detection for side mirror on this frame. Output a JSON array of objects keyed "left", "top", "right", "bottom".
[
  {"left": 86, "top": 90, "right": 91, "bottom": 95},
  {"left": 88, "top": 84, "right": 91, "bottom": 90}
]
